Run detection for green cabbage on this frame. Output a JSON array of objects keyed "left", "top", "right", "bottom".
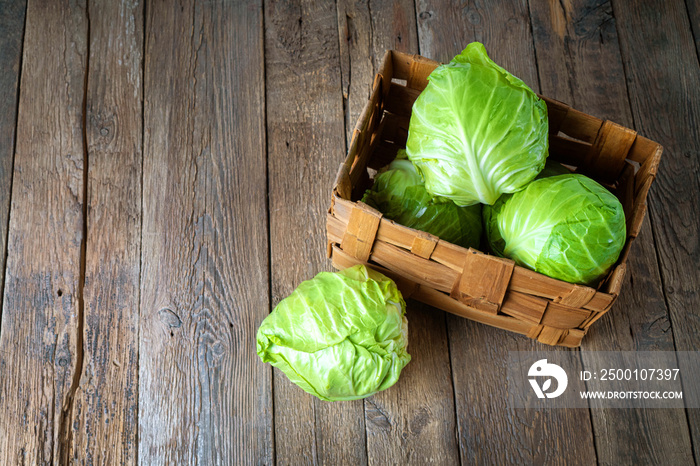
[
  {"left": 256, "top": 264, "right": 410, "bottom": 401},
  {"left": 483, "top": 174, "right": 626, "bottom": 285},
  {"left": 406, "top": 42, "right": 548, "bottom": 206},
  {"left": 361, "top": 151, "right": 482, "bottom": 248}
]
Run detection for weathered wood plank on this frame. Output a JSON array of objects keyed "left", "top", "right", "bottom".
[
  {"left": 336, "top": 1, "right": 459, "bottom": 463},
  {"left": 139, "top": 1, "right": 272, "bottom": 463},
  {"left": 364, "top": 306, "right": 459, "bottom": 465},
  {"left": 62, "top": 0, "right": 143, "bottom": 463},
  {"left": 336, "top": 0, "right": 418, "bottom": 145},
  {"left": 611, "top": 0, "right": 700, "bottom": 454},
  {"left": 529, "top": 0, "right": 695, "bottom": 463},
  {"left": 0, "top": 0, "right": 88, "bottom": 463},
  {"left": 265, "top": 0, "right": 367, "bottom": 464},
  {"left": 415, "top": 1, "right": 597, "bottom": 463},
  {"left": 447, "top": 322, "right": 595, "bottom": 465},
  {"left": 685, "top": 0, "right": 700, "bottom": 58},
  {"left": 0, "top": 0, "right": 26, "bottom": 315},
  {"left": 336, "top": 0, "right": 373, "bottom": 145},
  {"left": 416, "top": 0, "right": 539, "bottom": 85},
  {"left": 529, "top": 0, "right": 633, "bottom": 122}
]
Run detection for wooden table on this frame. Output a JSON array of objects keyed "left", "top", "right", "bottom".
[{"left": 0, "top": 0, "right": 697, "bottom": 464}]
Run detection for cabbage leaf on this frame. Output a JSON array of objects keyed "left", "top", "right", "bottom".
[
  {"left": 361, "top": 151, "right": 482, "bottom": 248},
  {"left": 406, "top": 42, "right": 548, "bottom": 206}
]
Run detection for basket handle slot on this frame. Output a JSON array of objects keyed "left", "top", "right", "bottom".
[{"left": 450, "top": 249, "right": 514, "bottom": 314}]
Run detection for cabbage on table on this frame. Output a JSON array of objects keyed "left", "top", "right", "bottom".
[
  {"left": 256, "top": 264, "right": 411, "bottom": 401},
  {"left": 406, "top": 42, "right": 549, "bottom": 206}
]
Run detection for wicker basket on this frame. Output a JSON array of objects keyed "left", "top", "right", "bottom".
[{"left": 326, "top": 50, "right": 662, "bottom": 347}]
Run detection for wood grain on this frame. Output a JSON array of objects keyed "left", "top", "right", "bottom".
[
  {"left": 415, "top": 1, "right": 596, "bottom": 464},
  {"left": 62, "top": 0, "right": 143, "bottom": 463},
  {"left": 336, "top": 0, "right": 373, "bottom": 145},
  {"left": 447, "top": 323, "right": 594, "bottom": 465},
  {"left": 685, "top": 0, "right": 700, "bottom": 57},
  {"left": 265, "top": 0, "right": 368, "bottom": 464},
  {"left": 0, "top": 0, "right": 26, "bottom": 315},
  {"left": 336, "top": 0, "right": 418, "bottom": 145},
  {"left": 336, "top": 2, "right": 459, "bottom": 463},
  {"left": 139, "top": 1, "right": 272, "bottom": 463},
  {"left": 365, "top": 304, "right": 459, "bottom": 465},
  {"left": 529, "top": 0, "right": 633, "bottom": 123},
  {"left": 529, "top": 0, "right": 694, "bottom": 463},
  {"left": 611, "top": 0, "right": 700, "bottom": 454},
  {"left": 0, "top": 0, "right": 87, "bottom": 463},
  {"left": 415, "top": 0, "right": 538, "bottom": 86}
]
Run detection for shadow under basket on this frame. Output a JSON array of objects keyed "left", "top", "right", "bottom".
[{"left": 326, "top": 50, "right": 662, "bottom": 347}]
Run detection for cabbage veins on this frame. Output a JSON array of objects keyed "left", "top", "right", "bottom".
[{"left": 407, "top": 42, "right": 549, "bottom": 206}]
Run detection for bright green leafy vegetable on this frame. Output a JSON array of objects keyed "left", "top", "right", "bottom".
[
  {"left": 483, "top": 174, "right": 626, "bottom": 285},
  {"left": 256, "top": 264, "right": 411, "bottom": 401},
  {"left": 406, "top": 42, "right": 549, "bottom": 206},
  {"left": 361, "top": 150, "right": 482, "bottom": 248}
]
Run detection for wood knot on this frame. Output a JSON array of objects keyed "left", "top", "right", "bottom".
[
  {"left": 89, "top": 111, "right": 116, "bottom": 146},
  {"left": 466, "top": 9, "right": 481, "bottom": 25},
  {"left": 158, "top": 308, "right": 182, "bottom": 328},
  {"left": 410, "top": 407, "right": 431, "bottom": 435}
]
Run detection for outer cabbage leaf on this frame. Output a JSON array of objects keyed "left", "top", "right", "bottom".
[
  {"left": 483, "top": 174, "right": 626, "bottom": 285},
  {"left": 361, "top": 151, "right": 482, "bottom": 248},
  {"left": 406, "top": 42, "right": 548, "bottom": 206},
  {"left": 256, "top": 264, "right": 411, "bottom": 401}
]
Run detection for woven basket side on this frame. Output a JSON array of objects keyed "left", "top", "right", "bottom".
[
  {"left": 333, "top": 67, "right": 386, "bottom": 202},
  {"left": 329, "top": 195, "right": 614, "bottom": 311},
  {"left": 329, "top": 242, "right": 588, "bottom": 348},
  {"left": 328, "top": 200, "right": 614, "bottom": 333}
]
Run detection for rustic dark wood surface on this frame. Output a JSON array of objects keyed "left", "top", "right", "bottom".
[{"left": 0, "top": 0, "right": 697, "bottom": 464}]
